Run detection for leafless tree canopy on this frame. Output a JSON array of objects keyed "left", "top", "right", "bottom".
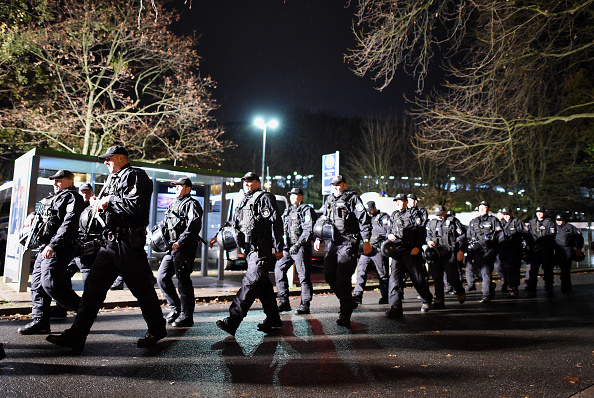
[
  {"left": 348, "top": 0, "right": 594, "bottom": 191},
  {"left": 0, "top": 0, "right": 229, "bottom": 166}
]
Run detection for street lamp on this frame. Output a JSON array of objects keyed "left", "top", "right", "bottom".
[{"left": 254, "top": 118, "right": 279, "bottom": 184}]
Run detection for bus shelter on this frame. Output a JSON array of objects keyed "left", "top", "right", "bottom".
[{"left": 3, "top": 148, "right": 241, "bottom": 292}]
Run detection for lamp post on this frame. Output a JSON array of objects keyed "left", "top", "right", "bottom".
[{"left": 254, "top": 118, "right": 278, "bottom": 185}]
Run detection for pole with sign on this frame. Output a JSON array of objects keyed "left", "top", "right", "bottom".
[{"left": 322, "top": 151, "right": 339, "bottom": 196}]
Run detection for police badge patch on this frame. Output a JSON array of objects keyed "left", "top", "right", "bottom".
[
  {"left": 262, "top": 208, "right": 271, "bottom": 218},
  {"left": 355, "top": 203, "right": 364, "bottom": 212}
]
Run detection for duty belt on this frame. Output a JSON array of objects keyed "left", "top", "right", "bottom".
[{"left": 104, "top": 226, "right": 146, "bottom": 242}]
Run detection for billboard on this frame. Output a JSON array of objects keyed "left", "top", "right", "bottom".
[{"left": 322, "top": 151, "right": 339, "bottom": 195}]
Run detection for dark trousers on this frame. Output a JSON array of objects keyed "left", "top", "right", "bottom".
[
  {"left": 157, "top": 245, "right": 196, "bottom": 316},
  {"left": 499, "top": 247, "right": 522, "bottom": 290},
  {"left": 323, "top": 239, "right": 358, "bottom": 317},
  {"left": 228, "top": 250, "right": 280, "bottom": 326},
  {"left": 526, "top": 250, "right": 555, "bottom": 290},
  {"left": 494, "top": 254, "right": 506, "bottom": 287},
  {"left": 465, "top": 252, "right": 481, "bottom": 286},
  {"left": 555, "top": 246, "right": 573, "bottom": 290},
  {"left": 71, "top": 236, "right": 165, "bottom": 337},
  {"left": 429, "top": 252, "right": 464, "bottom": 301},
  {"left": 473, "top": 248, "right": 497, "bottom": 298},
  {"left": 274, "top": 245, "right": 313, "bottom": 305},
  {"left": 30, "top": 246, "right": 81, "bottom": 321},
  {"left": 353, "top": 248, "right": 389, "bottom": 299},
  {"left": 388, "top": 250, "right": 433, "bottom": 306}
]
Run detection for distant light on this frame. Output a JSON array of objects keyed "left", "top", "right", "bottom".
[
  {"left": 508, "top": 192, "right": 514, "bottom": 196},
  {"left": 254, "top": 118, "right": 266, "bottom": 129},
  {"left": 450, "top": 176, "right": 456, "bottom": 181}
]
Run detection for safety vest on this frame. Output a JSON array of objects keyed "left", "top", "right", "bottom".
[
  {"left": 326, "top": 190, "right": 357, "bottom": 235},
  {"left": 234, "top": 191, "right": 265, "bottom": 244},
  {"left": 284, "top": 204, "right": 308, "bottom": 245}
]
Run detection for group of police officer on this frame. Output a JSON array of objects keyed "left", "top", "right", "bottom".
[{"left": 18, "top": 161, "right": 586, "bottom": 346}]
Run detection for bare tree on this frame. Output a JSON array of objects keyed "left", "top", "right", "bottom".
[
  {"left": 0, "top": 0, "right": 229, "bottom": 166},
  {"left": 348, "top": 0, "right": 594, "bottom": 196}
]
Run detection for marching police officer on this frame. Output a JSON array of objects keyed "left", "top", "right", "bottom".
[
  {"left": 156, "top": 177, "right": 203, "bottom": 328},
  {"left": 524, "top": 206, "right": 556, "bottom": 297},
  {"left": 314, "top": 175, "right": 371, "bottom": 327},
  {"left": 212, "top": 172, "right": 284, "bottom": 336},
  {"left": 464, "top": 206, "right": 481, "bottom": 292},
  {"left": 46, "top": 146, "right": 166, "bottom": 351},
  {"left": 498, "top": 207, "right": 526, "bottom": 298},
  {"left": 554, "top": 214, "right": 583, "bottom": 293},
  {"left": 352, "top": 201, "right": 391, "bottom": 305},
  {"left": 466, "top": 201, "right": 505, "bottom": 303},
  {"left": 275, "top": 188, "right": 315, "bottom": 315},
  {"left": 18, "top": 169, "right": 84, "bottom": 335},
  {"left": 385, "top": 194, "right": 433, "bottom": 317},
  {"left": 425, "top": 205, "right": 467, "bottom": 309}
]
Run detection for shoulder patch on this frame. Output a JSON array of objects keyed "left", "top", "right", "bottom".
[
  {"left": 355, "top": 203, "right": 364, "bottom": 212},
  {"left": 262, "top": 208, "right": 271, "bottom": 218},
  {"left": 66, "top": 202, "right": 75, "bottom": 213},
  {"left": 304, "top": 213, "right": 311, "bottom": 223}
]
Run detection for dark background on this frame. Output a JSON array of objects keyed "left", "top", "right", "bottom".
[{"left": 173, "top": 0, "right": 413, "bottom": 124}]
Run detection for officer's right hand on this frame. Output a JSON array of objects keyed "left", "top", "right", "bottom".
[
  {"left": 428, "top": 241, "right": 436, "bottom": 247},
  {"left": 209, "top": 236, "right": 217, "bottom": 248},
  {"left": 274, "top": 251, "right": 283, "bottom": 261},
  {"left": 457, "top": 250, "right": 465, "bottom": 262},
  {"left": 410, "top": 247, "right": 420, "bottom": 256},
  {"left": 314, "top": 240, "right": 321, "bottom": 251},
  {"left": 388, "top": 234, "right": 397, "bottom": 242}
]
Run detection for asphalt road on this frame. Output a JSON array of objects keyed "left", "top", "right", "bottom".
[{"left": 1, "top": 273, "right": 593, "bottom": 398}]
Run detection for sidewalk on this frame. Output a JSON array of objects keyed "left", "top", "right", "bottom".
[
  {"left": 2, "top": 263, "right": 592, "bottom": 317},
  {"left": 0, "top": 269, "right": 336, "bottom": 316}
]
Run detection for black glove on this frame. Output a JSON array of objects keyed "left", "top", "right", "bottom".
[{"left": 289, "top": 244, "right": 300, "bottom": 255}]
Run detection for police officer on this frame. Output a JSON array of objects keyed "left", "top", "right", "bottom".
[
  {"left": 493, "top": 208, "right": 507, "bottom": 291},
  {"left": 52, "top": 183, "right": 98, "bottom": 318},
  {"left": 464, "top": 206, "right": 481, "bottom": 292},
  {"left": 314, "top": 175, "right": 371, "bottom": 327},
  {"left": 46, "top": 146, "right": 166, "bottom": 351},
  {"left": 554, "top": 214, "right": 583, "bottom": 293},
  {"left": 499, "top": 207, "right": 526, "bottom": 298},
  {"left": 275, "top": 188, "right": 315, "bottom": 315},
  {"left": 466, "top": 201, "right": 505, "bottom": 303},
  {"left": 353, "top": 201, "right": 391, "bottom": 305},
  {"left": 156, "top": 177, "right": 203, "bottom": 328},
  {"left": 385, "top": 194, "right": 433, "bottom": 317},
  {"left": 212, "top": 172, "right": 284, "bottom": 336},
  {"left": 425, "top": 205, "right": 466, "bottom": 309},
  {"left": 18, "top": 169, "right": 84, "bottom": 335},
  {"left": 524, "top": 206, "right": 556, "bottom": 297}
]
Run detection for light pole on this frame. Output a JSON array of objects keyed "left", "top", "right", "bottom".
[{"left": 254, "top": 118, "right": 278, "bottom": 185}]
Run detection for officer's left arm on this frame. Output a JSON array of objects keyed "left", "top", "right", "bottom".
[
  {"left": 176, "top": 200, "right": 204, "bottom": 247},
  {"left": 493, "top": 218, "right": 506, "bottom": 245},
  {"left": 48, "top": 192, "right": 84, "bottom": 250},
  {"left": 570, "top": 224, "right": 584, "bottom": 249},
  {"left": 295, "top": 206, "right": 315, "bottom": 247},
  {"left": 351, "top": 196, "right": 372, "bottom": 254},
  {"left": 261, "top": 194, "right": 284, "bottom": 253},
  {"left": 454, "top": 219, "right": 468, "bottom": 252}
]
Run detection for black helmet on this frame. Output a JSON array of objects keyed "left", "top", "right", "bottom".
[
  {"left": 381, "top": 240, "right": 401, "bottom": 258},
  {"left": 216, "top": 226, "right": 245, "bottom": 251},
  {"left": 423, "top": 246, "right": 440, "bottom": 262},
  {"left": 313, "top": 216, "right": 335, "bottom": 241},
  {"left": 571, "top": 248, "right": 585, "bottom": 262},
  {"left": 149, "top": 224, "right": 170, "bottom": 252}
]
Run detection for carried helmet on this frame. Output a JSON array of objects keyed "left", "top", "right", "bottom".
[
  {"left": 149, "top": 224, "right": 171, "bottom": 252},
  {"left": 381, "top": 239, "right": 402, "bottom": 258},
  {"left": 571, "top": 248, "right": 585, "bottom": 262},
  {"left": 423, "top": 246, "right": 440, "bottom": 262},
  {"left": 313, "top": 216, "right": 335, "bottom": 241},
  {"left": 216, "top": 226, "right": 245, "bottom": 251}
]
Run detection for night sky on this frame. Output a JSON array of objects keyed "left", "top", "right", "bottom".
[{"left": 174, "top": 0, "right": 413, "bottom": 124}]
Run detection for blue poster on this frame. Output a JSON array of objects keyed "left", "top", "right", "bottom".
[{"left": 322, "top": 151, "right": 339, "bottom": 195}]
